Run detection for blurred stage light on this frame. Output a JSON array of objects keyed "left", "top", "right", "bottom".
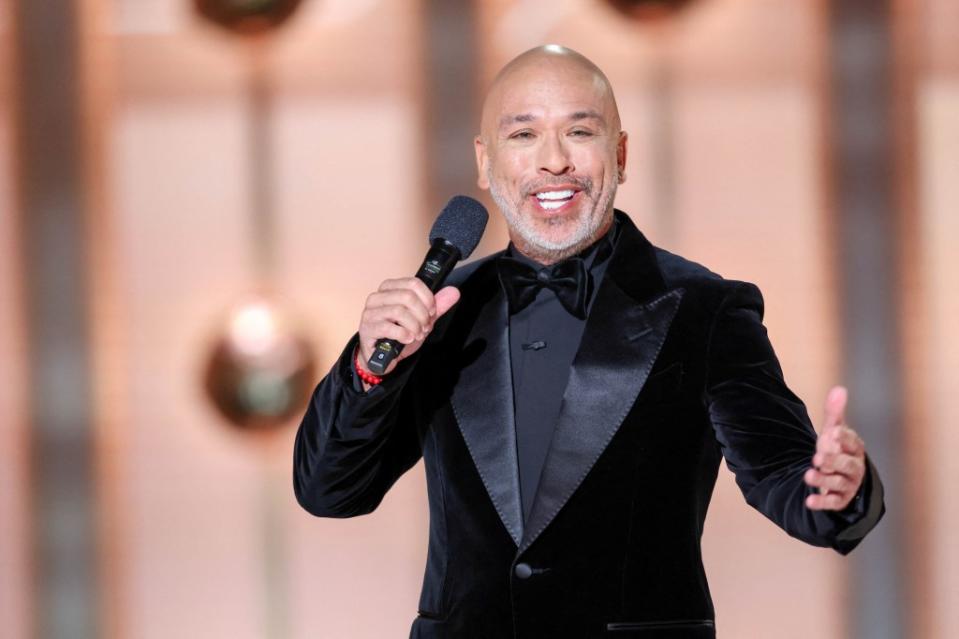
[
  {"left": 203, "top": 294, "right": 316, "bottom": 432},
  {"left": 603, "top": 0, "right": 695, "bottom": 22},
  {"left": 194, "top": 0, "right": 304, "bottom": 35},
  {"left": 195, "top": 0, "right": 316, "bottom": 433}
]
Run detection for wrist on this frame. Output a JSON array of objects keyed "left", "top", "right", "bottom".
[{"left": 353, "top": 347, "right": 384, "bottom": 388}]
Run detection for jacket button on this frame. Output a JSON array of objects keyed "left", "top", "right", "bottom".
[{"left": 514, "top": 563, "right": 533, "bottom": 579}]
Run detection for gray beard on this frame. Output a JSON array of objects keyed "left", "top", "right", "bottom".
[{"left": 487, "top": 167, "right": 617, "bottom": 263}]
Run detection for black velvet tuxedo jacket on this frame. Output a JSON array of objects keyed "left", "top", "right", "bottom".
[{"left": 293, "top": 210, "right": 884, "bottom": 639}]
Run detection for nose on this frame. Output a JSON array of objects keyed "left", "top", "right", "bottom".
[{"left": 538, "top": 132, "right": 572, "bottom": 175}]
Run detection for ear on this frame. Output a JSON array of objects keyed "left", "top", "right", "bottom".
[
  {"left": 616, "top": 130, "right": 628, "bottom": 184},
  {"left": 474, "top": 135, "right": 490, "bottom": 190}
]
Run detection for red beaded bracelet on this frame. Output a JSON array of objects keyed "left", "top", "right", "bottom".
[{"left": 354, "top": 348, "right": 384, "bottom": 386}]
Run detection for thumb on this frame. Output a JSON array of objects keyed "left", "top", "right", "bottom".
[
  {"left": 434, "top": 286, "right": 461, "bottom": 319},
  {"left": 823, "top": 385, "right": 848, "bottom": 431}
]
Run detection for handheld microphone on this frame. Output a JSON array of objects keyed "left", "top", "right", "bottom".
[{"left": 366, "top": 195, "right": 489, "bottom": 375}]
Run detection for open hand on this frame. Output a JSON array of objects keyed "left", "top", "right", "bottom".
[{"left": 803, "top": 386, "right": 866, "bottom": 511}]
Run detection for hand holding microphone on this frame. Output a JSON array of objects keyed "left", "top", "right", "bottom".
[
  {"left": 356, "top": 278, "right": 460, "bottom": 380},
  {"left": 355, "top": 196, "right": 488, "bottom": 383}
]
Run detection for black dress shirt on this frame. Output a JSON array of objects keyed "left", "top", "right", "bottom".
[{"left": 502, "top": 219, "right": 621, "bottom": 524}]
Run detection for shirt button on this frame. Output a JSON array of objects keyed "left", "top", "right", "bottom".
[{"left": 514, "top": 563, "right": 533, "bottom": 579}]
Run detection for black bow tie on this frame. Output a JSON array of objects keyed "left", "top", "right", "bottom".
[{"left": 496, "top": 255, "right": 593, "bottom": 319}]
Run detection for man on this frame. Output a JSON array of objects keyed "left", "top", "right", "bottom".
[{"left": 293, "top": 45, "right": 884, "bottom": 638}]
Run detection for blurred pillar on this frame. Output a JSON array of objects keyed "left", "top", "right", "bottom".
[
  {"left": 11, "top": 0, "right": 99, "bottom": 637},
  {"left": 827, "top": 1, "right": 906, "bottom": 638},
  {"left": 647, "top": 36, "right": 678, "bottom": 245},
  {"left": 888, "top": 2, "right": 928, "bottom": 636},
  {"left": 422, "top": 0, "right": 481, "bottom": 217}
]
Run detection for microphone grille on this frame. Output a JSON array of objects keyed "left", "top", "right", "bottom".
[{"left": 429, "top": 195, "right": 489, "bottom": 259}]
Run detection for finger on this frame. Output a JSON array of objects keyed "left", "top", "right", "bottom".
[
  {"left": 360, "top": 321, "right": 418, "bottom": 354},
  {"left": 834, "top": 425, "right": 866, "bottom": 456},
  {"left": 803, "top": 468, "right": 857, "bottom": 494},
  {"left": 814, "top": 424, "right": 863, "bottom": 457},
  {"left": 358, "top": 314, "right": 431, "bottom": 369},
  {"left": 822, "top": 385, "right": 848, "bottom": 431},
  {"left": 366, "top": 289, "right": 433, "bottom": 327},
  {"left": 813, "top": 448, "right": 865, "bottom": 476},
  {"left": 815, "top": 428, "right": 844, "bottom": 456},
  {"left": 378, "top": 278, "right": 437, "bottom": 317},
  {"left": 363, "top": 305, "right": 430, "bottom": 341},
  {"left": 434, "top": 286, "right": 461, "bottom": 318},
  {"left": 805, "top": 492, "right": 852, "bottom": 511},
  {"left": 364, "top": 291, "right": 433, "bottom": 326}
]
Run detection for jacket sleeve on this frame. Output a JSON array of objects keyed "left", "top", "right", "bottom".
[
  {"left": 292, "top": 333, "right": 425, "bottom": 518},
  {"left": 703, "top": 281, "right": 885, "bottom": 554}
]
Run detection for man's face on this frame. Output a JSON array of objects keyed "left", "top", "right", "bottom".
[{"left": 475, "top": 58, "right": 627, "bottom": 263}]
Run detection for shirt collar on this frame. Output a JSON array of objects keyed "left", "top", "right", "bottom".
[{"left": 501, "top": 215, "right": 622, "bottom": 318}]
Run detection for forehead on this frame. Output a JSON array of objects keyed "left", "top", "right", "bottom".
[{"left": 484, "top": 61, "right": 614, "bottom": 128}]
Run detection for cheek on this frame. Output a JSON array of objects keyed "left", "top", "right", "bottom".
[
  {"left": 494, "top": 157, "right": 533, "bottom": 189},
  {"left": 570, "top": 148, "right": 612, "bottom": 181}
]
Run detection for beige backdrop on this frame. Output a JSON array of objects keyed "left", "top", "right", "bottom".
[{"left": 2, "top": 0, "right": 956, "bottom": 637}]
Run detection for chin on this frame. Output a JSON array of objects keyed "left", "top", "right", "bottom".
[
  {"left": 537, "top": 214, "right": 596, "bottom": 243},
  {"left": 529, "top": 208, "right": 586, "bottom": 233},
  {"left": 538, "top": 231, "right": 581, "bottom": 250},
  {"left": 500, "top": 199, "right": 602, "bottom": 257},
  {"left": 525, "top": 230, "right": 593, "bottom": 257}
]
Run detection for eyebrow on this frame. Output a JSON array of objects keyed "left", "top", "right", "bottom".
[
  {"left": 569, "top": 110, "right": 605, "bottom": 124},
  {"left": 499, "top": 113, "right": 537, "bottom": 129},
  {"left": 498, "top": 110, "right": 606, "bottom": 130}
]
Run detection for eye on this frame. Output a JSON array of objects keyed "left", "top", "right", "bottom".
[
  {"left": 508, "top": 130, "right": 535, "bottom": 140},
  {"left": 569, "top": 129, "right": 594, "bottom": 138}
]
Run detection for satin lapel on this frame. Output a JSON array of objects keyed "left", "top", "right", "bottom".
[
  {"left": 449, "top": 278, "right": 524, "bottom": 546},
  {"left": 519, "top": 212, "right": 685, "bottom": 552}
]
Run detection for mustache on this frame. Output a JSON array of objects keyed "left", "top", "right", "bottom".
[{"left": 521, "top": 176, "right": 593, "bottom": 198}]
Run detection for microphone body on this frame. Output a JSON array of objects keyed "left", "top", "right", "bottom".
[
  {"left": 366, "top": 239, "right": 460, "bottom": 374},
  {"left": 365, "top": 195, "right": 488, "bottom": 375}
]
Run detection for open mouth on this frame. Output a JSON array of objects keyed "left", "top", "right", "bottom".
[{"left": 532, "top": 188, "right": 580, "bottom": 212}]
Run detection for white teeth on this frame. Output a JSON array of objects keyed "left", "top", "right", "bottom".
[
  {"left": 536, "top": 189, "right": 575, "bottom": 201},
  {"left": 539, "top": 200, "right": 566, "bottom": 210}
]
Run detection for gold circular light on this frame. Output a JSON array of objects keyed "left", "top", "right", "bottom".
[
  {"left": 603, "top": 0, "right": 695, "bottom": 22},
  {"left": 194, "top": 0, "right": 304, "bottom": 35},
  {"left": 203, "top": 294, "right": 316, "bottom": 432}
]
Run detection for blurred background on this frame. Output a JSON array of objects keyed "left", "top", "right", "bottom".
[{"left": 1, "top": 0, "right": 956, "bottom": 637}]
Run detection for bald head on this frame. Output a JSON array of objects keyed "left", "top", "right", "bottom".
[
  {"left": 479, "top": 45, "right": 621, "bottom": 142},
  {"left": 473, "top": 44, "right": 628, "bottom": 264}
]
